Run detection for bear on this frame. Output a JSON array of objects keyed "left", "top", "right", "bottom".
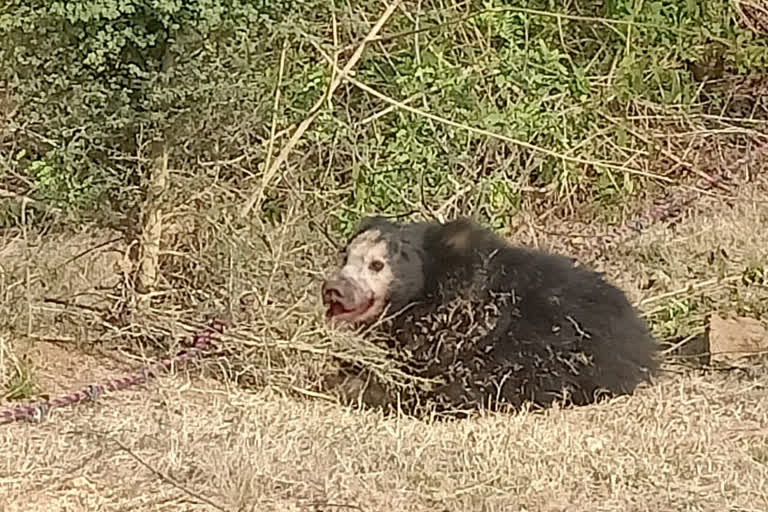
[{"left": 320, "top": 216, "right": 659, "bottom": 417}]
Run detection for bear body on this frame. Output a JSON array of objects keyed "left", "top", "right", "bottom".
[{"left": 321, "top": 216, "right": 659, "bottom": 416}]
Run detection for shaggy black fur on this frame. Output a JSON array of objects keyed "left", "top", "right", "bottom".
[{"left": 324, "top": 216, "right": 660, "bottom": 417}]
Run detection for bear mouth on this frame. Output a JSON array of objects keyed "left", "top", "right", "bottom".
[{"left": 326, "top": 297, "right": 376, "bottom": 323}]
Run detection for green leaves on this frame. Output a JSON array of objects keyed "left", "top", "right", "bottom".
[
  {"left": 1, "top": 0, "right": 764, "bottom": 227},
  {"left": 1, "top": 0, "right": 289, "bottom": 215}
]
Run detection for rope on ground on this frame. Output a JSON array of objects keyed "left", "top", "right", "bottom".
[{"left": 0, "top": 318, "right": 226, "bottom": 425}]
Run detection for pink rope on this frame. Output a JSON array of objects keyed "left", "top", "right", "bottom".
[{"left": 1, "top": 319, "right": 226, "bottom": 425}]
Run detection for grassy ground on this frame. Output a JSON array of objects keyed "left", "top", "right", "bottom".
[
  {"left": 1, "top": 366, "right": 767, "bottom": 511},
  {"left": 2, "top": 1, "right": 768, "bottom": 510},
  {"left": 1, "top": 176, "right": 768, "bottom": 511}
]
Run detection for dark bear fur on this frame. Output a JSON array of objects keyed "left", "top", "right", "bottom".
[{"left": 321, "top": 216, "right": 660, "bottom": 417}]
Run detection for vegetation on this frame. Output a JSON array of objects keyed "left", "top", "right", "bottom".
[
  {"left": 0, "top": 3, "right": 766, "bottom": 508},
  {"left": 2, "top": 1, "right": 765, "bottom": 229},
  {"left": 0, "top": 0, "right": 766, "bottom": 379},
  {"left": 0, "top": 0, "right": 766, "bottom": 387}
]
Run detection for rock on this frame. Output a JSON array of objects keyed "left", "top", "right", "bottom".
[{"left": 708, "top": 314, "right": 768, "bottom": 365}]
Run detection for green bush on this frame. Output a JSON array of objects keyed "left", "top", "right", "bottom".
[
  {"left": 1, "top": 0, "right": 765, "bottom": 230},
  {"left": 0, "top": 0, "right": 299, "bottom": 216}
]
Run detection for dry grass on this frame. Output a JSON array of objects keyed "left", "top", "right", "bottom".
[
  {"left": 1, "top": 173, "right": 768, "bottom": 511},
  {"left": 2, "top": 2, "right": 767, "bottom": 509},
  {"left": 1, "top": 356, "right": 767, "bottom": 511}
]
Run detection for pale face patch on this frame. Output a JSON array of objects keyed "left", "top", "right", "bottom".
[{"left": 322, "top": 229, "right": 396, "bottom": 325}]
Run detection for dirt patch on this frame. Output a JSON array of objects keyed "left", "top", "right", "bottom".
[
  {"left": 2, "top": 339, "right": 139, "bottom": 403},
  {"left": 0, "top": 227, "right": 131, "bottom": 406}
]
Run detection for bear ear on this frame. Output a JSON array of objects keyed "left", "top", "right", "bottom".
[
  {"left": 355, "top": 215, "right": 395, "bottom": 235},
  {"left": 436, "top": 217, "right": 478, "bottom": 251},
  {"left": 431, "top": 217, "right": 505, "bottom": 258}
]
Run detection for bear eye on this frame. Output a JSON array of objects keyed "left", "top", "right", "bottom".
[{"left": 369, "top": 260, "right": 384, "bottom": 272}]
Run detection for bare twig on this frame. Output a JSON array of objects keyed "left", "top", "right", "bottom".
[
  {"left": 109, "top": 435, "right": 230, "bottom": 512},
  {"left": 308, "top": 42, "right": 674, "bottom": 183},
  {"left": 637, "top": 274, "right": 743, "bottom": 309},
  {"left": 0, "top": 187, "right": 62, "bottom": 215},
  {"left": 732, "top": 0, "right": 768, "bottom": 35},
  {"left": 239, "top": 0, "right": 403, "bottom": 219},
  {"left": 601, "top": 113, "right": 731, "bottom": 192}
]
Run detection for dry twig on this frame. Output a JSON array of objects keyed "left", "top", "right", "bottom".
[{"left": 239, "top": 0, "right": 403, "bottom": 219}]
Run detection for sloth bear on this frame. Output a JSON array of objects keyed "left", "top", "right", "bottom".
[{"left": 321, "top": 216, "right": 659, "bottom": 417}]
